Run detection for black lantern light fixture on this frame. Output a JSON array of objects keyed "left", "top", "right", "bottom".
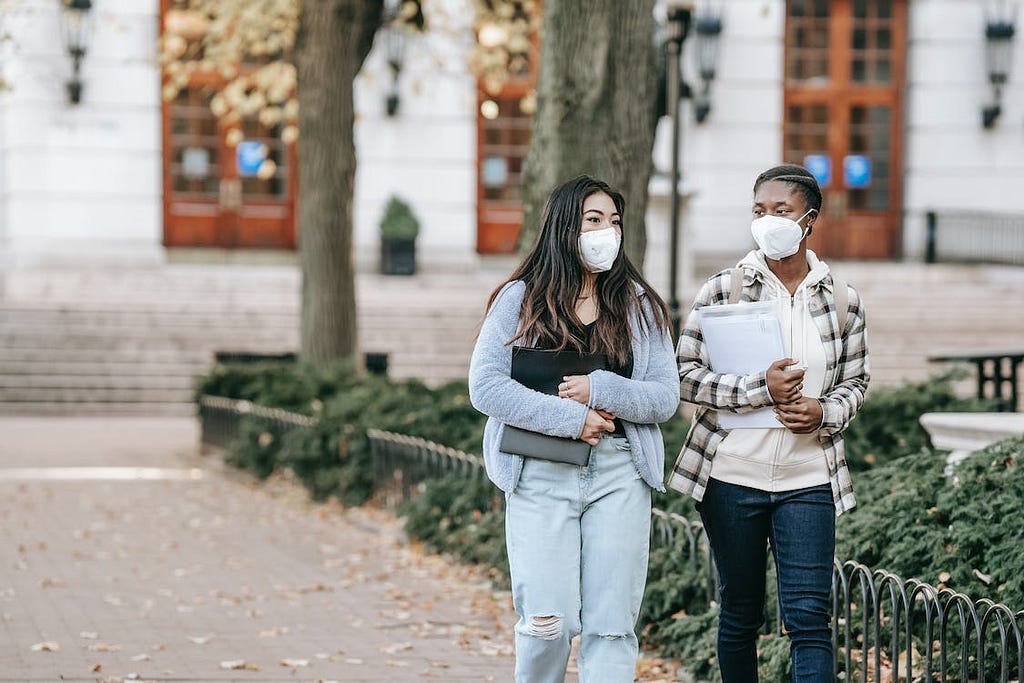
[
  {"left": 381, "top": 1, "right": 425, "bottom": 117},
  {"left": 383, "top": 24, "right": 406, "bottom": 116},
  {"left": 692, "top": 11, "right": 723, "bottom": 124},
  {"left": 60, "top": 0, "right": 93, "bottom": 105},
  {"left": 982, "top": 8, "right": 1016, "bottom": 128}
]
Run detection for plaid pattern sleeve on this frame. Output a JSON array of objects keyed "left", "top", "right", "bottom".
[
  {"left": 819, "top": 285, "right": 869, "bottom": 435},
  {"left": 668, "top": 269, "right": 870, "bottom": 516}
]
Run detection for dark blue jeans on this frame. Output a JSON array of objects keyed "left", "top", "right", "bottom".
[{"left": 698, "top": 478, "right": 835, "bottom": 683}]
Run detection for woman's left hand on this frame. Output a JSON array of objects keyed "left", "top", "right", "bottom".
[
  {"left": 774, "top": 397, "right": 824, "bottom": 434},
  {"left": 559, "top": 375, "right": 591, "bottom": 405}
]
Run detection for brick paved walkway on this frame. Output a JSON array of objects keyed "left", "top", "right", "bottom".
[{"left": 0, "top": 417, "right": 518, "bottom": 682}]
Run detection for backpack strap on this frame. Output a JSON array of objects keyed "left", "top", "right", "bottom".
[
  {"left": 831, "top": 272, "right": 849, "bottom": 337},
  {"left": 727, "top": 267, "right": 744, "bottom": 304}
]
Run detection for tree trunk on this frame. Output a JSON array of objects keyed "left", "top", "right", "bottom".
[
  {"left": 295, "top": 0, "right": 383, "bottom": 365},
  {"left": 518, "top": 0, "right": 658, "bottom": 269}
]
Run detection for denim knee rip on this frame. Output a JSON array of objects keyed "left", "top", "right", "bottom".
[
  {"left": 598, "top": 632, "right": 630, "bottom": 640},
  {"left": 522, "top": 614, "right": 563, "bottom": 640}
]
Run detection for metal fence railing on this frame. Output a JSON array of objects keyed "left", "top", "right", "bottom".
[
  {"left": 199, "top": 399, "right": 1024, "bottom": 682},
  {"left": 925, "top": 210, "right": 1024, "bottom": 266},
  {"left": 198, "top": 395, "right": 316, "bottom": 451}
]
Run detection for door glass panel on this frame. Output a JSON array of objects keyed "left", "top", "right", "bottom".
[
  {"left": 851, "top": 0, "right": 894, "bottom": 83},
  {"left": 786, "top": 0, "right": 830, "bottom": 85},
  {"left": 784, "top": 104, "right": 829, "bottom": 165},
  {"left": 479, "top": 96, "right": 531, "bottom": 202},
  {"left": 847, "top": 105, "right": 890, "bottom": 210},
  {"left": 170, "top": 88, "right": 220, "bottom": 196},
  {"left": 238, "top": 118, "right": 288, "bottom": 199}
]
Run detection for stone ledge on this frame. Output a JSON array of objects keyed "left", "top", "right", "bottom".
[{"left": 920, "top": 412, "right": 1024, "bottom": 468}]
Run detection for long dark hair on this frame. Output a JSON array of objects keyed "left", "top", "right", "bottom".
[{"left": 485, "top": 175, "right": 670, "bottom": 366}]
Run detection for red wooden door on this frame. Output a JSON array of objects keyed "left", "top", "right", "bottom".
[
  {"left": 477, "top": 87, "right": 534, "bottom": 254},
  {"left": 160, "top": 1, "right": 296, "bottom": 250},
  {"left": 475, "top": 11, "right": 539, "bottom": 255},
  {"left": 784, "top": 0, "right": 906, "bottom": 259}
]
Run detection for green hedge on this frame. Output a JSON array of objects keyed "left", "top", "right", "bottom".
[{"left": 199, "top": 361, "right": 1017, "bottom": 681}]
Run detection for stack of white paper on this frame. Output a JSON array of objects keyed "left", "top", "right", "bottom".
[{"left": 699, "top": 300, "right": 785, "bottom": 428}]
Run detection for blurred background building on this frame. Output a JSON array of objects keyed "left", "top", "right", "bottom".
[{"left": 1, "top": 0, "right": 1022, "bottom": 276}]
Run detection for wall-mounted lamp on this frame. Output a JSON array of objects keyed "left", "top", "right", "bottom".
[
  {"left": 60, "top": 0, "right": 93, "bottom": 105},
  {"left": 982, "top": 13, "right": 1016, "bottom": 128},
  {"left": 381, "top": 1, "right": 425, "bottom": 117},
  {"left": 383, "top": 24, "right": 405, "bottom": 116},
  {"left": 692, "top": 13, "right": 723, "bottom": 124}
]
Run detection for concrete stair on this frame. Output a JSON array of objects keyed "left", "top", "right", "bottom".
[{"left": 1, "top": 261, "right": 1022, "bottom": 415}]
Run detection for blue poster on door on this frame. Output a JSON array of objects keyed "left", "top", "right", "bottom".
[
  {"left": 236, "top": 141, "right": 268, "bottom": 177},
  {"left": 843, "top": 155, "right": 871, "bottom": 188},
  {"left": 803, "top": 154, "right": 831, "bottom": 187}
]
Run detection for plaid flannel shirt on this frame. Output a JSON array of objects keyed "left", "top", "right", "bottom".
[{"left": 666, "top": 264, "right": 870, "bottom": 516}]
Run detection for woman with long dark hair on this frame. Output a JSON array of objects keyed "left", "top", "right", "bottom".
[{"left": 469, "top": 175, "right": 679, "bottom": 682}]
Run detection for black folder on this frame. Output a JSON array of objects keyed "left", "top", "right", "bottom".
[{"left": 499, "top": 346, "right": 608, "bottom": 466}]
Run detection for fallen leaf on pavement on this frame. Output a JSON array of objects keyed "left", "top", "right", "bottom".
[
  {"left": 92, "top": 664, "right": 102, "bottom": 672},
  {"left": 31, "top": 641, "right": 60, "bottom": 652},
  {"left": 87, "top": 643, "right": 122, "bottom": 652},
  {"left": 259, "top": 626, "right": 289, "bottom": 638},
  {"left": 380, "top": 642, "right": 413, "bottom": 654},
  {"left": 280, "top": 658, "right": 309, "bottom": 667},
  {"left": 130, "top": 653, "right": 151, "bottom": 662},
  {"left": 220, "top": 660, "right": 259, "bottom": 671}
]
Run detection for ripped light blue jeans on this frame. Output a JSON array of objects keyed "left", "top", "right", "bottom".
[{"left": 504, "top": 434, "right": 652, "bottom": 683}]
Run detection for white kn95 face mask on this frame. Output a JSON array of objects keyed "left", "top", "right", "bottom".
[
  {"left": 578, "top": 227, "right": 621, "bottom": 272},
  {"left": 750, "top": 209, "right": 814, "bottom": 260}
]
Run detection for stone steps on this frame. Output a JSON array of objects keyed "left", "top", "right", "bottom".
[
  {"left": 0, "top": 400, "right": 196, "bottom": 416},
  {"left": 1, "top": 263, "right": 1022, "bottom": 415}
]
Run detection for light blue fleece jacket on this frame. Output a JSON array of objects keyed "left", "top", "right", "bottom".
[{"left": 468, "top": 280, "right": 680, "bottom": 493}]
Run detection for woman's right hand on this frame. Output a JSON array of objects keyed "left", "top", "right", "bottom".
[
  {"left": 580, "top": 409, "right": 615, "bottom": 445},
  {"left": 767, "top": 358, "right": 805, "bottom": 404}
]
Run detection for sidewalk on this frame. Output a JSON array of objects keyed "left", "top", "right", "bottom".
[{"left": 0, "top": 417, "right": 517, "bottom": 682}]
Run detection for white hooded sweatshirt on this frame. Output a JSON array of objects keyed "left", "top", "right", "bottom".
[{"left": 710, "top": 250, "right": 831, "bottom": 492}]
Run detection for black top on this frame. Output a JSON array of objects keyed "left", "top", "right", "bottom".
[{"left": 572, "top": 321, "right": 633, "bottom": 435}]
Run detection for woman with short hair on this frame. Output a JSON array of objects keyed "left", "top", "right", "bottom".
[{"left": 669, "top": 164, "right": 871, "bottom": 682}]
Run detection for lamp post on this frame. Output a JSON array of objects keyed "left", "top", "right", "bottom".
[
  {"left": 665, "top": 2, "right": 692, "bottom": 337},
  {"left": 60, "top": 0, "right": 93, "bottom": 105}
]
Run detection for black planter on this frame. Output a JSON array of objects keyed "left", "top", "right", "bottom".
[{"left": 380, "top": 237, "right": 416, "bottom": 275}]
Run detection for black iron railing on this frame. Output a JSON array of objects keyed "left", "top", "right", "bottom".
[
  {"left": 199, "top": 398, "right": 1024, "bottom": 682},
  {"left": 198, "top": 395, "right": 315, "bottom": 450},
  {"left": 925, "top": 210, "right": 1024, "bottom": 266}
]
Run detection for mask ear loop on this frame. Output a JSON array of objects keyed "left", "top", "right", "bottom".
[{"left": 799, "top": 208, "right": 817, "bottom": 238}]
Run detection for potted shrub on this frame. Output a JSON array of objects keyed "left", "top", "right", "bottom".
[{"left": 379, "top": 195, "right": 419, "bottom": 275}]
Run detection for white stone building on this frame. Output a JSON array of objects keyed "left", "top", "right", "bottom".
[{"left": 1, "top": 0, "right": 1022, "bottom": 285}]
